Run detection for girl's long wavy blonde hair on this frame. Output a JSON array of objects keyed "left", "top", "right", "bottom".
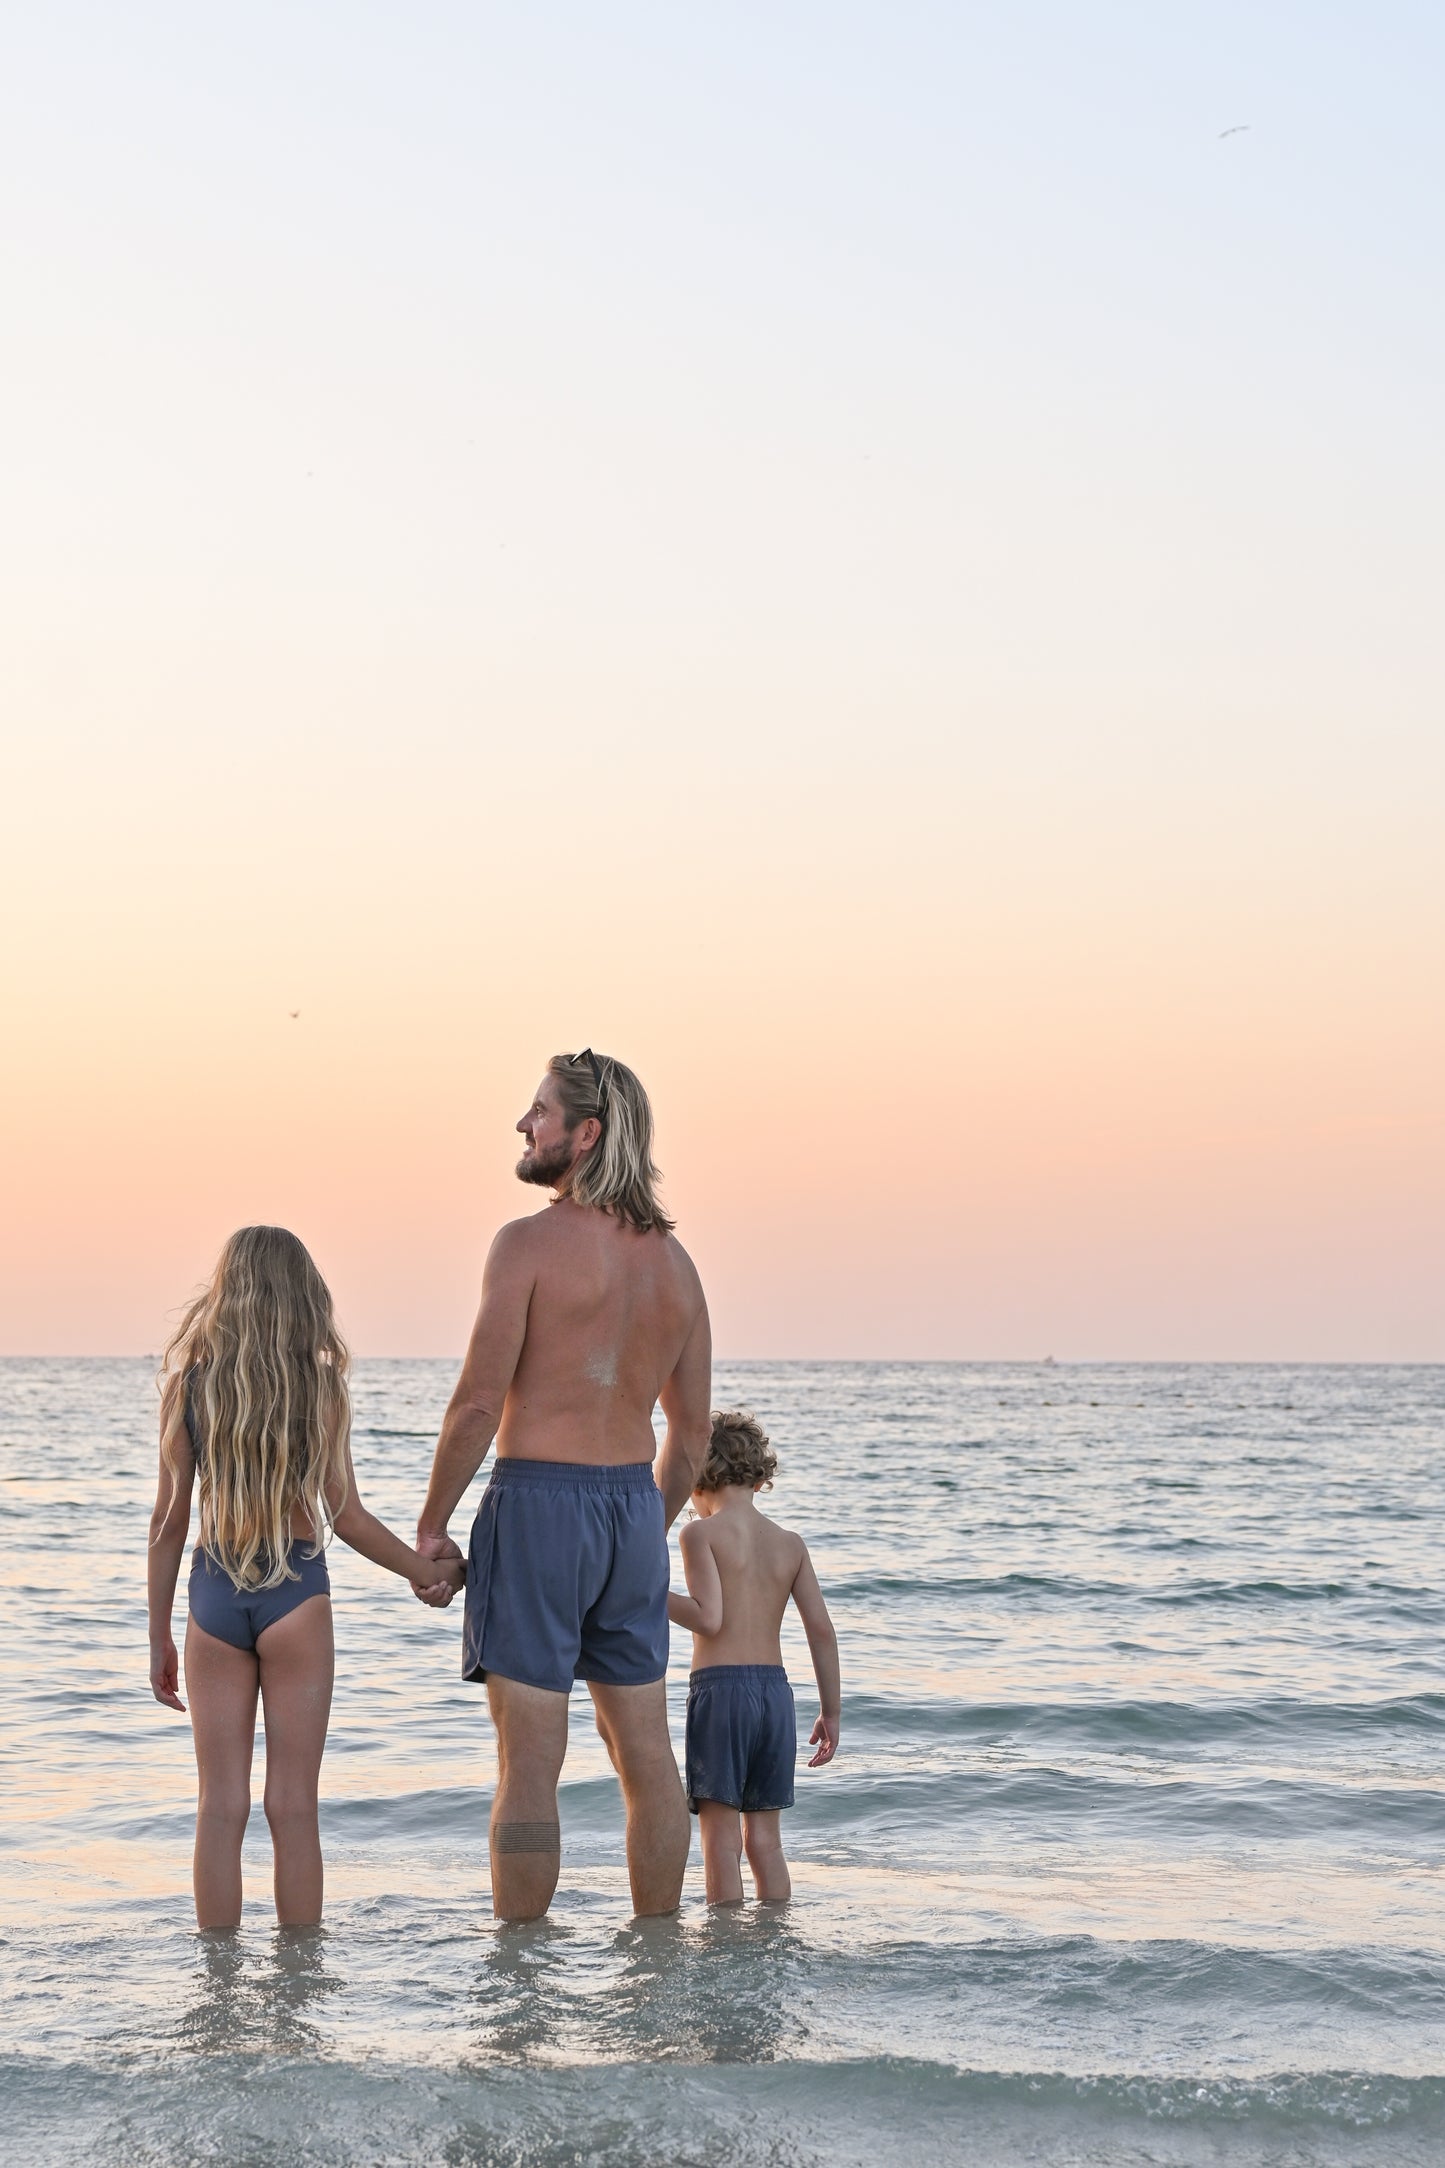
[{"left": 157, "top": 1226, "right": 350, "bottom": 1591}]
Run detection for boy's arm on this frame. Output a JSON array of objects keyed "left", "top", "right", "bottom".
[
  {"left": 666, "top": 1519, "right": 724, "bottom": 1635},
  {"left": 790, "top": 1542, "right": 840, "bottom": 1766}
]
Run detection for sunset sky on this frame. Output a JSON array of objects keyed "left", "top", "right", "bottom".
[{"left": 2, "top": 3, "right": 1441, "bottom": 1359}]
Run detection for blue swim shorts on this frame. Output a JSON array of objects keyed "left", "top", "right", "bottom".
[
  {"left": 462, "top": 1458, "right": 668, "bottom": 1695},
  {"left": 685, "top": 1664, "right": 796, "bottom": 1815},
  {"left": 188, "top": 1544, "right": 331, "bottom": 1653}
]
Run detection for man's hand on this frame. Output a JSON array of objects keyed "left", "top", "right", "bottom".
[
  {"left": 807, "top": 1713, "right": 839, "bottom": 1768},
  {"left": 150, "top": 1636, "right": 186, "bottom": 1711},
  {"left": 412, "top": 1529, "right": 464, "bottom": 1607}
]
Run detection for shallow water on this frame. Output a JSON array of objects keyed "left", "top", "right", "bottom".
[{"left": 1, "top": 1359, "right": 1442, "bottom": 2165}]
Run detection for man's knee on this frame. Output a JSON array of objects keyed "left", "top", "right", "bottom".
[
  {"left": 589, "top": 1685, "right": 673, "bottom": 1772},
  {"left": 488, "top": 1680, "right": 569, "bottom": 1772}
]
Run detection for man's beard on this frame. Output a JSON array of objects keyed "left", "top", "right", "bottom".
[{"left": 516, "top": 1138, "right": 577, "bottom": 1189}]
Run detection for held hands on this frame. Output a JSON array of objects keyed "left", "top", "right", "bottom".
[
  {"left": 150, "top": 1637, "right": 186, "bottom": 1712},
  {"left": 412, "top": 1530, "right": 465, "bottom": 1607},
  {"left": 808, "top": 1713, "right": 839, "bottom": 1768}
]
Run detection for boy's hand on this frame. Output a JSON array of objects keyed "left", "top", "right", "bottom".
[
  {"left": 807, "top": 1714, "right": 839, "bottom": 1767},
  {"left": 150, "top": 1636, "right": 186, "bottom": 1712}
]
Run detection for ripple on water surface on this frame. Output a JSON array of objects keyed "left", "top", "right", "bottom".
[{"left": 0, "top": 1358, "right": 1442, "bottom": 2165}]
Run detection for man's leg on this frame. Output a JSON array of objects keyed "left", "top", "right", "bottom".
[
  {"left": 587, "top": 1679, "right": 690, "bottom": 1915},
  {"left": 697, "top": 1802, "right": 745, "bottom": 1904},
  {"left": 486, "top": 1675, "right": 570, "bottom": 1921}
]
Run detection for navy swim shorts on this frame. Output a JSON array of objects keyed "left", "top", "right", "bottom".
[
  {"left": 462, "top": 1458, "right": 668, "bottom": 1694},
  {"left": 188, "top": 1544, "right": 331, "bottom": 1653},
  {"left": 685, "top": 1664, "right": 796, "bottom": 1815}
]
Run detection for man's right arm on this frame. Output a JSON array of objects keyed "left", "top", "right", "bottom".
[
  {"left": 417, "top": 1223, "right": 535, "bottom": 1552},
  {"left": 654, "top": 1295, "right": 713, "bottom": 1527}
]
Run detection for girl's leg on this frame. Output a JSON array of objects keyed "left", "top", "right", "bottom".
[
  {"left": 256, "top": 1596, "right": 334, "bottom": 1926},
  {"left": 184, "top": 1619, "right": 259, "bottom": 1929},
  {"left": 742, "top": 1811, "right": 791, "bottom": 1903},
  {"left": 697, "top": 1802, "right": 745, "bottom": 1905}
]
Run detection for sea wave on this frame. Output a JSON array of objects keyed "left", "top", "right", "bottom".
[
  {"left": 838, "top": 1691, "right": 1445, "bottom": 1745},
  {"left": 829, "top": 1569, "right": 1440, "bottom": 1609},
  {"left": 92, "top": 1748, "right": 1445, "bottom": 1852},
  {"left": 5, "top": 2051, "right": 1444, "bottom": 2168}
]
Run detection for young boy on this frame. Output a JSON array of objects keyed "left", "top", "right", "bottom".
[{"left": 668, "top": 1409, "right": 841, "bottom": 1904}]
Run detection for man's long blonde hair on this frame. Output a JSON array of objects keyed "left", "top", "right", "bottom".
[
  {"left": 549, "top": 1051, "right": 674, "bottom": 1234},
  {"left": 158, "top": 1226, "right": 350, "bottom": 1590}
]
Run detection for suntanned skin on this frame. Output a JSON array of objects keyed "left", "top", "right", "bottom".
[
  {"left": 669, "top": 1482, "right": 840, "bottom": 1906},
  {"left": 147, "top": 1397, "right": 462, "bottom": 1928},
  {"left": 414, "top": 1070, "right": 713, "bottom": 1921}
]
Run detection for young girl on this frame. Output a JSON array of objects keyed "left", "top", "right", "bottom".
[{"left": 146, "top": 1225, "right": 462, "bottom": 1929}]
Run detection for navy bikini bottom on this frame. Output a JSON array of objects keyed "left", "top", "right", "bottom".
[{"left": 188, "top": 1543, "right": 331, "bottom": 1652}]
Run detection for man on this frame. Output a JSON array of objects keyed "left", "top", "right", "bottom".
[{"left": 414, "top": 1050, "right": 712, "bottom": 1922}]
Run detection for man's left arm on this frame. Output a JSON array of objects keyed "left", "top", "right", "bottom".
[
  {"left": 655, "top": 1297, "right": 713, "bottom": 1527},
  {"left": 414, "top": 1224, "right": 535, "bottom": 1589}
]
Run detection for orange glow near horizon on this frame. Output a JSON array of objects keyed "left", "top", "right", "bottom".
[{"left": 1, "top": 8, "right": 1442, "bottom": 1358}]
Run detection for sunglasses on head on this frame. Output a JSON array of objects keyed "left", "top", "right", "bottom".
[{"left": 568, "top": 1047, "right": 607, "bottom": 1105}]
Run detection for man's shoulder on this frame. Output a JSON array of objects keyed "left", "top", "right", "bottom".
[
  {"left": 656, "top": 1227, "right": 703, "bottom": 1296},
  {"left": 489, "top": 1211, "right": 553, "bottom": 1260}
]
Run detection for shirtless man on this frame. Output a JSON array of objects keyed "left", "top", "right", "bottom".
[{"left": 414, "top": 1051, "right": 712, "bottom": 1921}]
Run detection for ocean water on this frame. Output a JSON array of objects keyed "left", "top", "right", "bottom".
[{"left": 1, "top": 1358, "right": 1442, "bottom": 2167}]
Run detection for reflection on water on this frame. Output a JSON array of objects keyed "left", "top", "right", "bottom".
[
  {"left": 171, "top": 1926, "right": 339, "bottom": 2059},
  {"left": 468, "top": 1918, "right": 582, "bottom": 2063},
  {"left": 464, "top": 1908, "right": 809, "bottom": 2069}
]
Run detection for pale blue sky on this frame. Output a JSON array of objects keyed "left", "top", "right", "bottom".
[{"left": 2, "top": 5, "right": 1441, "bottom": 1355}]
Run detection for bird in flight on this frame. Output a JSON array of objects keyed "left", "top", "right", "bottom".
[
  {"left": 1218, "top": 124, "right": 1250, "bottom": 138},
  {"left": 289, "top": 1010, "right": 300, "bottom": 1020}
]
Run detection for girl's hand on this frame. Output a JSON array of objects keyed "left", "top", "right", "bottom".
[
  {"left": 150, "top": 1638, "right": 186, "bottom": 1712},
  {"left": 807, "top": 1713, "right": 839, "bottom": 1768},
  {"left": 414, "top": 1551, "right": 465, "bottom": 1602}
]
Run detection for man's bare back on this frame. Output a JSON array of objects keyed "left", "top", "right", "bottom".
[{"left": 493, "top": 1199, "right": 706, "bottom": 1473}]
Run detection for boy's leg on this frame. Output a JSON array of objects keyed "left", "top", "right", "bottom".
[
  {"left": 487, "top": 1675, "right": 570, "bottom": 1920},
  {"left": 257, "top": 1597, "right": 335, "bottom": 1925},
  {"left": 588, "top": 1679, "right": 690, "bottom": 1916},
  {"left": 697, "top": 1801, "right": 746, "bottom": 1904},
  {"left": 742, "top": 1811, "right": 791, "bottom": 1903},
  {"left": 184, "top": 1619, "right": 260, "bottom": 1929}
]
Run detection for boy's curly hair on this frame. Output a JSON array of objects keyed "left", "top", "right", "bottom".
[{"left": 696, "top": 1408, "right": 778, "bottom": 1493}]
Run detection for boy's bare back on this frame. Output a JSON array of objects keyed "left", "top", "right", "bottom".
[{"left": 679, "top": 1501, "right": 824, "bottom": 1669}]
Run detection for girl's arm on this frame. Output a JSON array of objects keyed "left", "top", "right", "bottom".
[
  {"left": 148, "top": 1403, "right": 195, "bottom": 1710},
  {"left": 666, "top": 1520, "right": 723, "bottom": 1635},
  {"left": 790, "top": 1543, "right": 840, "bottom": 1766},
  {"left": 330, "top": 1437, "right": 464, "bottom": 1591}
]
